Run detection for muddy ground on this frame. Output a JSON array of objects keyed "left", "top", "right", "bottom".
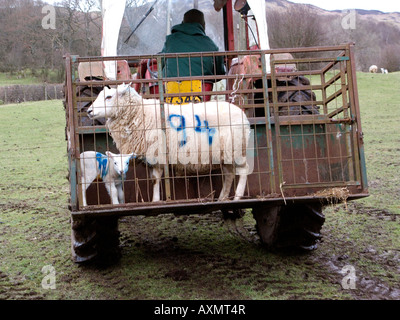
[
  {"left": 119, "top": 204, "right": 400, "bottom": 300},
  {"left": 1, "top": 200, "right": 398, "bottom": 301}
]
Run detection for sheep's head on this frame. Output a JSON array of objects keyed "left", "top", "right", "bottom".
[
  {"left": 88, "top": 83, "right": 139, "bottom": 119},
  {"left": 106, "top": 151, "right": 136, "bottom": 177},
  {"left": 88, "top": 86, "right": 117, "bottom": 119}
]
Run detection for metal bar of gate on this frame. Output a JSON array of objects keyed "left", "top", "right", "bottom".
[
  {"left": 260, "top": 52, "right": 276, "bottom": 194},
  {"left": 157, "top": 55, "right": 171, "bottom": 201}
]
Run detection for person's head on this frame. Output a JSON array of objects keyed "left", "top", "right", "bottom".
[{"left": 183, "top": 9, "right": 205, "bottom": 30}]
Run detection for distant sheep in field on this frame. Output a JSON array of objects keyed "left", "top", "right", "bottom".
[
  {"left": 80, "top": 151, "right": 135, "bottom": 206},
  {"left": 369, "top": 65, "right": 378, "bottom": 73},
  {"left": 381, "top": 68, "right": 389, "bottom": 74},
  {"left": 87, "top": 83, "right": 251, "bottom": 203}
]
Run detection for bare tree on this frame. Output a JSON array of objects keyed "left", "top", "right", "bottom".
[
  {"left": 0, "top": 0, "right": 102, "bottom": 79},
  {"left": 267, "top": 5, "right": 327, "bottom": 49},
  {"left": 380, "top": 45, "right": 400, "bottom": 72},
  {"left": 56, "top": 0, "right": 101, "bottom": 56}
]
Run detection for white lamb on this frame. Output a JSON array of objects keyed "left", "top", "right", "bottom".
[
  {"left": 369, "top": 65, "right": 378, "bottom": 73},
  {"left": 87, "top": 83, "right": 251, "bottom": 203},
  {"left": 80, "top": 151, "right": 135, "bottom": 206}
]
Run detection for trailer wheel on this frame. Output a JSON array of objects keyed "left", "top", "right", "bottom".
[
  {"left": 71, "top": 216, "right": 121, "bottom": 264},
  {"left": 252, "top": 203, "right": 325, "bottom": 251}
]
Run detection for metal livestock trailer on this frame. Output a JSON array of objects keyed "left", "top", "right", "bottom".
[{"left": 64, "top": 2, "right": 368, "bottom": 264}]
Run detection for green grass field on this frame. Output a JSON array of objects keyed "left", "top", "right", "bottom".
[
  {"left": 0, "top": 72, "right": 399, "bottom": 300},
  {"left": 356, "top": 72, "right": 400, "bottom": 215}
]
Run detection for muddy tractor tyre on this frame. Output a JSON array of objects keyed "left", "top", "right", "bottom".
[
  {"left": 75, "top": 78, "right": 107, "bottom": 126},
  {"left": 252, "top": 203, "right": 325, "bottom": 251},
  {"left": 253, "top": 76, "right": 318, "bottom": 117},
  {"left": 71, "top": 216, "right": 121, "bottom": 264}
]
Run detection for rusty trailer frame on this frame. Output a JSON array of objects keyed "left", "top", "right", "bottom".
[{"left": 65, "top": 44, "right": 368, "bottom": 219}]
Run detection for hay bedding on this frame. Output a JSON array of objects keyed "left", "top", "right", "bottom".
[{"left": 314, "top": 187, "right": 350, "bottom": 208}]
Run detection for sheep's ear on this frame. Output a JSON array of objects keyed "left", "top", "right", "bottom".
[
  {"left": 130, "top": 152, "right": 137, "bottom": 159},
  {"left": 117, "top": 83, "right": 130, "bottom": 96},
  {"left": 105, "top": 151, "right": 113, "bottom": 158},
  {"left": 127, "top": 82, "right": 140, "bottom": 96}
]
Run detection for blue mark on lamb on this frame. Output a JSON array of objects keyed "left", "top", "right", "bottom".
[{"left": 96, "top": 152, "right": 109, "bottom": 179}]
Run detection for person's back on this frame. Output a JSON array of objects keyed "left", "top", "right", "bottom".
[{"left": 161, "top": 9, "right": 225, "bottom": 78}]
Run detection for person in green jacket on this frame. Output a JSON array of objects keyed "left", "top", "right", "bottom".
[{"left": 160, "top": 9, "right": 225, "bottom": 79}]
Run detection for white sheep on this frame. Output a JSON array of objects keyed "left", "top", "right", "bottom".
[
  {"left": 87, "top": 83, "right": 251, "bottom": 203},
  {"left": 79, "top": 151, "right": 135, "bottom": 206},
  {"left": 369, "top": 65, "right": 378, "bottom": 73},
  {"left": 381, "top": 68, "right": 389, "bottom": 74}
]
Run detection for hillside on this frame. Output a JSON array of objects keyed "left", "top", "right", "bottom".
[
  {"left": 266, "top": 0, "right": 400, "bottom": 28},
  {"left": 264, "top": 0, "right": 400, "bottom": 71},
  {"left": 0, "top": 0, "right": 398, "bottom": 74}
]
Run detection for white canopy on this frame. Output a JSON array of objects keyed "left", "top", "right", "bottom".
[
  {"left": 101, "top": 0, "right": 127, "bottom": 80},
  {"left": 247, "top": 0, "right": 271, "bottom": 72},
  {"left": 101, "top": 0, "right": 271, "bottom": 78}
]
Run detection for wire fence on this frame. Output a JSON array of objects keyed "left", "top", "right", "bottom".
[{"left": 0, "top": 84, "right": 64, "bottom": 105}]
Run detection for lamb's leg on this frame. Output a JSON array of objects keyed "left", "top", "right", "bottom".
[
  {"left": 151, "top": 167, "right": 163, "bottom": 202},
  {"left": 81, "top": 179, "right": 88, "bottom": 207},
  {"left": 80, "top": 175, "right": 93, "bottom": 207},
  {"left": 105, "top": 181, "right": 120, "bottom": 204},
  {"left": 218, "top": 165, "right": 234, "bottom": 201},
  {"left": 116, "top": 183, "right": 125, "bottom": 204},
  {"left": 80, "top": 161, "right": 95, "bottom": 207}
]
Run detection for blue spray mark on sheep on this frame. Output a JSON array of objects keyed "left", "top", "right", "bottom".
[
  {"left": 194, "top": 115, "right": 216, "bottom": 145},
  {"left": 169, "top": 114, "right": 217, "bottom": 148},
  {"left": 169, "top": 114, "right": 187, "bottom": 147},
  {"left": 96, "top": 152, "right": 109, "bottom": 179}
]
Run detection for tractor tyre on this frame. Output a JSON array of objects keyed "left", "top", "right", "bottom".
[
  {"left": 71, "top": 216, "right": 121, "bottom": 264},
  {"left": 253, "top": 76, "right": 318, "bottom": 117},
  {"left": 276, "top": 76, "right": 319, "bottom": 116},
  {"left": 75, "top": 78, "right": 106, "bottom": 126},
  {"left": 252, "top": 203, "right": 325, "bottom": 251}
]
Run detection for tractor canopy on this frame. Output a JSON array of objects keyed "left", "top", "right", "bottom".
[{"left": 101, "top": 0, "right": 271, "bottom": 79}]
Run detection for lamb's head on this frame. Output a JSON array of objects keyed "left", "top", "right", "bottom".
[
  {"left": 106, "top": 151, "right": 136, "bottom": 177},
  {"left": 88, "top": 83, "right": 140, "bottom": 119}
]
